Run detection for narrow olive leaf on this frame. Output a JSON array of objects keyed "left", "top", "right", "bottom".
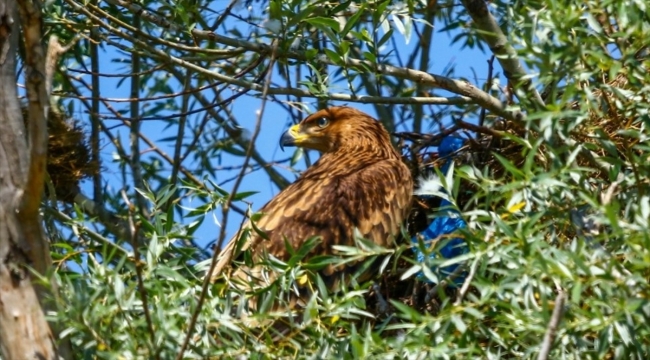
[
  {"left": 341, "top": 7, "right": 364, "bottom": 37},
  {"left": 304, "top": 17, "right": 341, "bottom": 32},
  {"left": 451, "top": 315, "right": 467, "bottom": 334},
  {"left": 315, "top": 273, "right": 329, "bottom": 302},
  {"left": 302, "top": 255, "right": 338, "bottom": 271},
  {"left": 232, "top": 191, "right": 259, "bottom": 201},
  {"left": 324, "top": 48, "right": 343, "bottom": 65},
  {"left": 250, "top": 218, "right": 270, "bottom": 240},
  {"left": 400, "top": 264, "right": 423, "bottom": 280},
  {"left": 614, "top": 321, "right": 632, "bottom": 345},
  {"left": 389, "top": 300, "right": 422, "bottom": 320},
  {"left": 492, "top": 152, "right": 526, "bottom": 178},
  {"left": 290, "top": 147, "right": 303, "bottom": 166}
]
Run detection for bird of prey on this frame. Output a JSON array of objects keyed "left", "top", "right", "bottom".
[{"left": 208, "top": 106, "right": 413, "bottom": 292}]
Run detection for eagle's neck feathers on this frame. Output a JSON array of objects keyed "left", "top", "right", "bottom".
[{"left": 305, "top": 136, "right": 399, "bottom": 179}]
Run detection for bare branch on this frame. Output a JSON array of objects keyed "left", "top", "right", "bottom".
[
  {"left": 537, "top": 291, "right": 566, "bottom": 360},
  {"left": 175, "top": 37, "right": 280, "bottom": 360},
  {"left": 461, "top": 0, "right": 545, "bottom": 109},
  {"left": 164, "top": 66, "right": 292, "bottom": 190},
  {"left": 121, "top": 190, "right": 159, "bottom": 359},
  {"left": 74, "top": 0, "right": 247, "bottom": 58},
  {"left": 412, "top": 6, "right": 437, "bottom": 134},
  {"left": 16, "top": 0, "right": 49, "bottom": 234},
  {"left": 424, "top": 264, "right": 467, "bottom": 304},
  {"left": 90, "top": 2, "right": 102, "bottom": 206},
  {"left": 46, "top": 207, "right": 131, "bottom": 255},
  {"left": 71, "top": 191, "right": 133, "bottom": 242},
  {"left": 479, "top": 55, "right": 496, "bottom": 127},
  {"left": 166, "top": 68, "right": 192, "bottom": 212},
  {"left": 129, "top": 14, "right": 149, "bottom": 217},
  {"left": 453, "top": 258, "right": 478, "bottom": 306},
  {"left": 77, "top": 0, "right": 523, "bottom": 122}
]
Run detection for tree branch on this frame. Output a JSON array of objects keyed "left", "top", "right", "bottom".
[
  {"left": 129, "top": 14, "right": 149, "bottom": 217},
  {"left": 0, "top": 1, "right": 60, "bottom": 358},
  {"left": 460, "top": 0, "right": 545, "bottom": 109},
  {"left": 78, "top": 0, "right": 523, "bottom": 122},
  {"left": 16, "top": 0, "right": 49, "bottom": 237},
  {"left": 537, "top": 291, "right": 566, "bottom": 360}
]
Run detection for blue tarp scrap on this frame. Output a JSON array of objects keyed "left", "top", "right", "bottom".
[{"left": 411, "top": 136, "right": 468, "bottom": 285}]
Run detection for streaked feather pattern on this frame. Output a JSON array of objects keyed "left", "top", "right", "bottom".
[{"left": 209, "top": 107, "right": 413, "bottom": 289}]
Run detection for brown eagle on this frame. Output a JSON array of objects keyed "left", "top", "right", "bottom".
[{"left": 209, "top": 106, "right": 412, "bottom": 290}]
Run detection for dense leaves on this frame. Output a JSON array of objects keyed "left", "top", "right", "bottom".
[{"left": 27, "top": 0, "right": 650, "bottom": 358}]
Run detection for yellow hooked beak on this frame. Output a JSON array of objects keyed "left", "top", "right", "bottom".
[{"left": 279, "top": 124, "right": 308, "bottom": 151}]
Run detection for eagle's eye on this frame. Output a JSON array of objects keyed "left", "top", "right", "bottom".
[{"left": 317, "top": 117, "right": 330, "bottom": 128}]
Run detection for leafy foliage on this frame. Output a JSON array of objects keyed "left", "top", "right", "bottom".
[{"left": 27, "top": 0, "right": 650, "bottom": 358}]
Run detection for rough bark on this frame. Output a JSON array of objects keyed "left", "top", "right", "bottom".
[{"left": 0, "top": 0, "right": 60, "bottom": 358}]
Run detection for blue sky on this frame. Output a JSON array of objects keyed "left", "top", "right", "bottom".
[{"left": 71, "top": 4, "right": 496, "bottom": 252}]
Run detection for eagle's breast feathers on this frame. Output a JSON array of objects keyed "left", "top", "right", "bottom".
[{"left": 209, "top": 106, "right": 413, "bottom": 284}]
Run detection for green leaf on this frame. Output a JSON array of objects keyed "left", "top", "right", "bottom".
[
  {"left": 377, "top": 28, "right": 394, "bottom": 47},
  {"left": 492, "top": 152, "right": 526, "bottom": 178},
  {"left": 451, "top": 315, "right": 467, "bottom": 333},
  {"left": 304, "top": 17, "right": 341, "bottom": 32},
  {"left": 324, "top": 48, "right": 343, "bottom": 65},
  {"left": 290, "top": 147, "right": 303, "bottom": 166},
  {"left": 232, "top": 191, "right": 258, "bottom": 201},
  {"left": 341, "top": 6, "right": 364, "bottom": 37}
]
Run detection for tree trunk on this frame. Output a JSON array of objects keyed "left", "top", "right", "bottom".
[{"left": 0, "top": 1, "right": 59, "bottom": 358}]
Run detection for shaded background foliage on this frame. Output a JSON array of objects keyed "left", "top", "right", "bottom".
[{"left": 23, "top": 0, "right": 650, "bottom": 358}]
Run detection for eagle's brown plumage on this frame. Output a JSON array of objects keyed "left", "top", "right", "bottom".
[{"left": 209, "top": 106, "right": 412, "bottom": 288}]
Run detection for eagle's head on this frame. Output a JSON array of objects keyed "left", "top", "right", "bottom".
[{"left": 280, "top": 106, "right": 391, "bottom": 154}]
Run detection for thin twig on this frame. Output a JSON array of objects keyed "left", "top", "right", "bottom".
[
  {"left": 66, "top": 73, "right": 252, "bottom": 221},
  {"left": 90, "top": 1, "right": 102, "bottom": 207},
  {"left": 453, "top": 258, "right": 478, "bottom": 306},
  {"left": 85, "top": 1, "right": 246, "bottom": 57},
  {"left": 424, "top": 264, "right": 467, "bottom": 304},
  {"left": 46, "top": 208, "right": 131, "bottom": 255},
  {"left": 412, "top": 4, "right": 436, "bottom": 134},
  {"left": 479, "top": 55, "right": 496, "bottom": 127},
  {"left": 61, "top": 73, "right": 240, "bottom": 247},
  {"left": 210, "top": 0, "right": 239, "bottom": 31},
  {"left": 59, "top": 75, "right": 218, "bottom": 103},
  {"left": 454, "top": 118, "right": 507, "bottom": 138},
  {"left": 129, "top": 14, "right": 149, "bottom": 217},
  {"left": 67, "top": 64, "right": 163, "bottom": 78},
  {"left": 460, "top": 0, "right": 545, "bottom": 109},
  {"left": 68, "top": 0, "right": 521, "bottom": 122},
  {"left": 537, "top": 291, "right": 567, "bottom": 360},
  {"left": 163, "top": 66, "right": 291, "bottom": 190},
  {"left": 175, "top": 41, "right": 279, "bottom": 360},
  {"left": 166, "top": 68, "right": 192, "bottom": 213},
  {"left": 121, "top": 190, "right": 160, "bottom": 360}
]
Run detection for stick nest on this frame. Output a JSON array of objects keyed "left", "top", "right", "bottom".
[
  {"left": 378, "top": 68, "right": 643, "bottom": 317},
  {"left": 23, "top": 106, "right": 98, "bottom": 202}
]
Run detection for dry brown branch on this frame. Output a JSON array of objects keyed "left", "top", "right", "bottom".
[{"left": 16, "top": 0, "right": 50, "bottom": 260}]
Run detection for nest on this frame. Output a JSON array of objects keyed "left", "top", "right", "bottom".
[
  {"left": 368, "top": 68, "right": 642, "bottom": 318},
  {"left": 22, "top": 106, "right": 98, "bottom": 202},
  {"left": 570, "top": 72, "right": 646, "bottom": 176}
]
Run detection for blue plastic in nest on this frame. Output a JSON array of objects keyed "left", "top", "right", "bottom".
[{"left": 411, "top": 136, "right": 468, "bottom": 285}]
